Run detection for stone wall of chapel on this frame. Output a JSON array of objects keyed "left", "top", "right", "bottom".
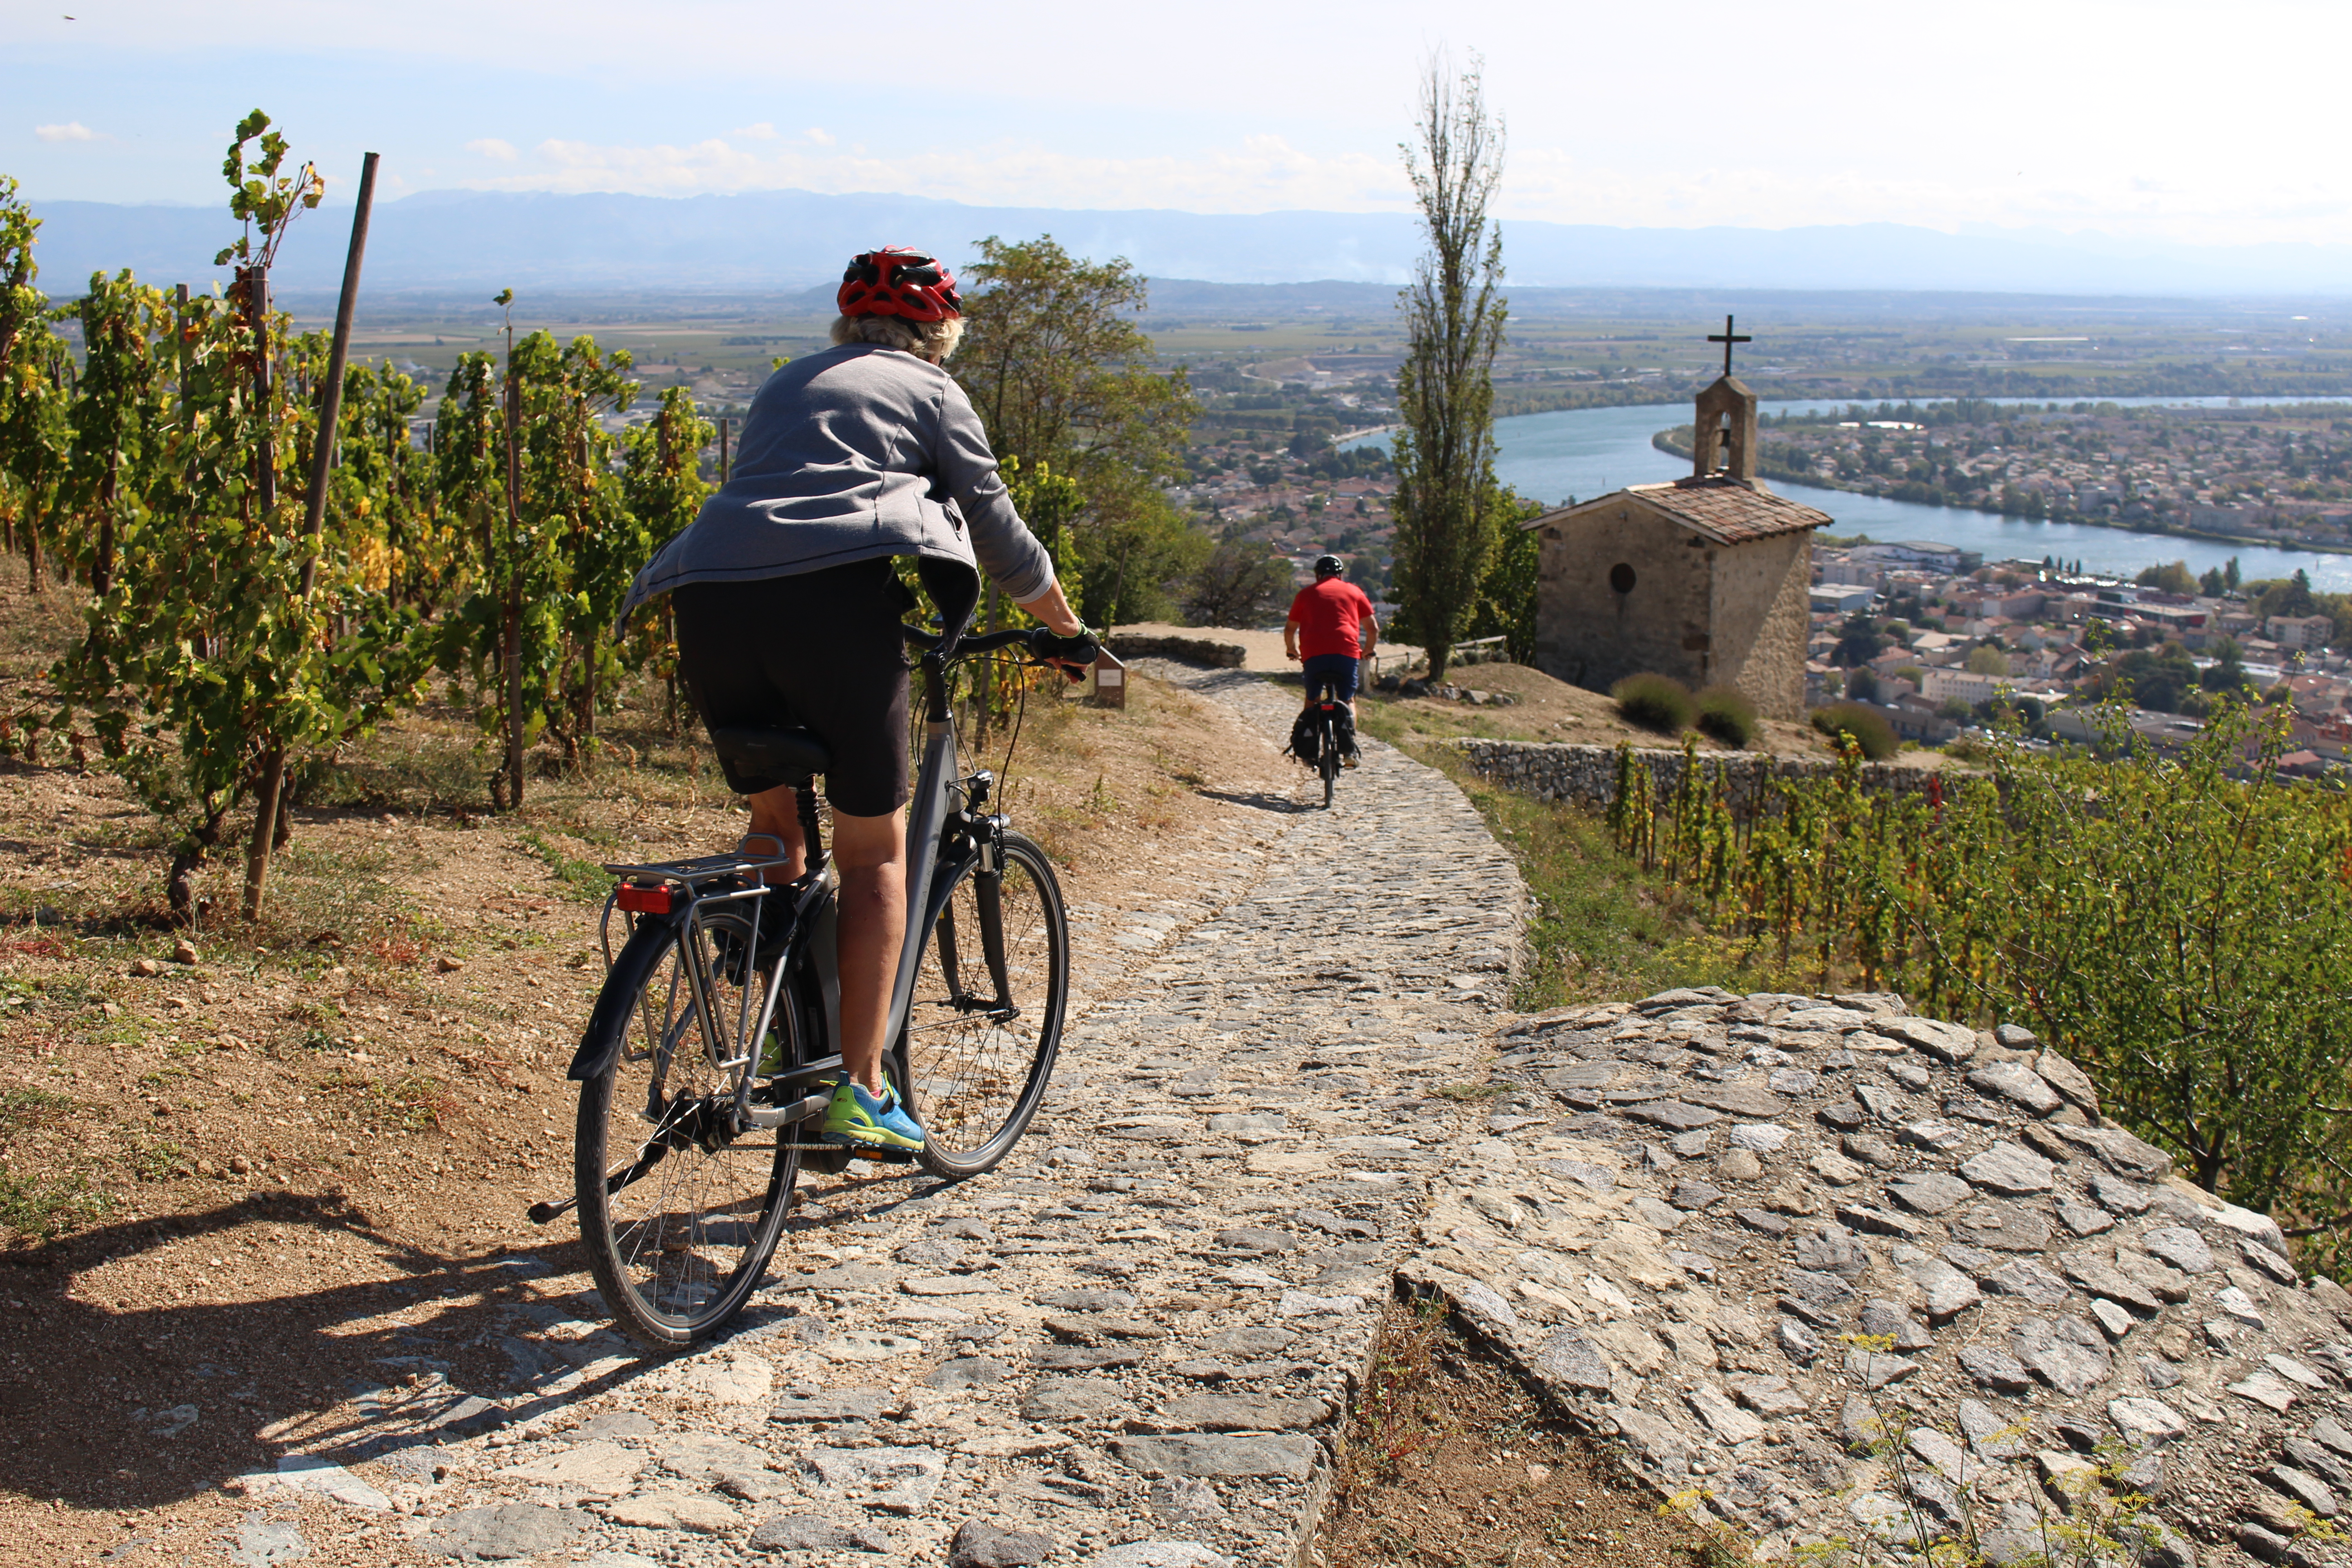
[
  {"left": 1533, "top": 503, "right": 1714, "bottom": 696},
  {"left": 1706, "top": 530, "right": 1813, "bottom": 721}
]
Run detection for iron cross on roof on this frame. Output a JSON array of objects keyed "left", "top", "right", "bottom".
[{"left": 1707, "top": 314, "right": 1751, "bottom": 378}]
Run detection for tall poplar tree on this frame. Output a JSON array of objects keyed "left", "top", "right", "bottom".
[{"left": 1392, "top": 55, "right": 1507, "bottom": 683}]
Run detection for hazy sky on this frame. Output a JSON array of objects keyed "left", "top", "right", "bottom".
[{"left": 6, "top": 0, "right": 2347, "bottom": 246}]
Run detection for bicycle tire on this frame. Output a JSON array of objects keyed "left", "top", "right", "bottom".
[
  {"left": 1320, "top": 716, "right": 1339, "bottom": 808},
  {"left": 575, "top": 909, "right": 798, "bottom": 1347},
  {"left": 904, "top": 829, "right": 1068, "bottom": 1179}
]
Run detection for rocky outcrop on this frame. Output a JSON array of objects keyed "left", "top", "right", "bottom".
[{"left": 1401, "top": 988, "right": 2352, "bottom": 1565}]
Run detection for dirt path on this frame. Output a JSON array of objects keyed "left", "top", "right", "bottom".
[{"left": 0, "top": 648, "right": 1526, "bottom": 1567}]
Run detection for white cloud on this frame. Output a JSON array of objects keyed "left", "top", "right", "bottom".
[
  {"left": 465, "top": 137, "right": 518, "bottom": 162},
  {"left": 805, "top": 128, "right": 834, "bottom": 147},
  {"left": 730, "top": 122, "right": 777, "bottom": 140},
  {"left": 34, "top": 122, "right": 99, "bottom": 142}
]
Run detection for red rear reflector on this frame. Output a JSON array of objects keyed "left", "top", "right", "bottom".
[{"left": 616, "top": 883, "right": 676, "bottom": 914}]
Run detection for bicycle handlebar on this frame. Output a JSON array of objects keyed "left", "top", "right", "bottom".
[{"left": 901, "top": 622, "right": 1101, "bottom": 666}]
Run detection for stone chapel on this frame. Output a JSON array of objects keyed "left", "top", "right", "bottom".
[{"left": 1521, "top": 360, "right": 1831, "bottom": 721}]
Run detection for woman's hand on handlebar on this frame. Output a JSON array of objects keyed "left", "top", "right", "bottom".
[
  {"left": 1028, "top": 627, "right": 1100, "bottom": 682},
  {"left": 1014, "top": 582, "right": 1094, "bottom": 681}
]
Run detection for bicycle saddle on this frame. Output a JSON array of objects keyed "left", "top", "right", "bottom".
[{"left": 709, "top": 725, "right": 831, "bottom": 789}]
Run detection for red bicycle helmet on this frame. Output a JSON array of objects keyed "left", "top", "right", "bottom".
[{"left": 838, "top": 247, "right": 962, "bottom": 322}]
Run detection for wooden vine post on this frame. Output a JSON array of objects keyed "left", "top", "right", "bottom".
[
  {"left": 242, "top": 151, "right": 379, "bottom": 918},
  {"left": 497, "top": 289, "right": 525, "bottom": 810}
]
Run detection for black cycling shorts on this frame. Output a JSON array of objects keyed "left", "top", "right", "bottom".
[{"left": 672, "top": 559, "right": 915, "bottom": 818}]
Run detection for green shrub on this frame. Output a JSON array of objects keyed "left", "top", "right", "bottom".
[
  {"left": 1694, "top": 686, "right": 1757, "bottom": 748},
  {"left": 1613, "top": 673, "right": 1695, "bottom": 734},
  {"left": 1811, "top": 701, "right": 1898, "bottom": 760}
]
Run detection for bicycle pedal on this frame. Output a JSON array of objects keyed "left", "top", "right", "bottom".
[{"left": 848, "top": 1144, "right": 918, "bottom": 1165}]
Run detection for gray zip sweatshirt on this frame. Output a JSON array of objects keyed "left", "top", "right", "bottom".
[{"left": 622, "top": 342, "right": 1056, "bottom": 613}]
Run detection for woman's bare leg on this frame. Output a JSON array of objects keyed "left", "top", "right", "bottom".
[{"left": 826, "top": 808, "right": 907, "bottom": 1096}]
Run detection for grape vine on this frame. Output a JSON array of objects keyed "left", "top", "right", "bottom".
[{"left": 0, "top": 113, "right": 728, "bottom": 917}]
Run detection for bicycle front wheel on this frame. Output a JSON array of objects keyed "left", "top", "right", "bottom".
[
  {"left": 575, "top": 910, "right": 796, "bottom": 1347},
  {"left": 905, "top": 830, "right": 1068, "bottom": 1178}
]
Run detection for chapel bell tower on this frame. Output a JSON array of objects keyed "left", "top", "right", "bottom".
[{"left": 1692, "top": 314, "right": 1759, "bottom": 482}]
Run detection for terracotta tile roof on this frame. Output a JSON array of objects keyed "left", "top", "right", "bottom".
[
  {"left": 1529, "top": 476, "right": 1833, "bottom": 545},
  {"left": 1627, "top": 477, "right": 1833, "bottom": 543}
]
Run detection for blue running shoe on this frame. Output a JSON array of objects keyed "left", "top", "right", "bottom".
[{"left": 822, "top": 1081, "right": 926, "bottom": 1151}]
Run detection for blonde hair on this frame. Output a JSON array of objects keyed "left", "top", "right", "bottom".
[{"left": 830, "top": 313, "right": 964, "bottom": 362}]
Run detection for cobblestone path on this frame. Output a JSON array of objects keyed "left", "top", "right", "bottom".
[{"left": 265, "top": 663, "right": 1527, "bottom": 1568}]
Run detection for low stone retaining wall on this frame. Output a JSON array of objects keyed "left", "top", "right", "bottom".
[
  {"left": 1444, "top": 738, "right": 1952, "bottom": 809},
  {"left": 1104, "top": 633, "right": 1245, "bottom": 669}
]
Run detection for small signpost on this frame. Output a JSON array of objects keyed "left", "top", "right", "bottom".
[{"left": 1090, "top": 649, "right": 1128, "bottom": 709}]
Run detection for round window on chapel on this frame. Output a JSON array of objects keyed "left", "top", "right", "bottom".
[{"left": 1609, "top": 563, "right": 1637, "bottom": 594}]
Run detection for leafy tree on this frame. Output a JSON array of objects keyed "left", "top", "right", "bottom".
[
  {"left": 1833, "top": 612, "right": 1885, "bottom": 667},
  {"left": 1082, "top": 500, "right": 1210, "bottom": 627},
  {"left": 1964, "top": 643, "right": 2012, "bottom": 678},
  {"left": 953, "top": 235, "right": 1197, "bottom": 627},
  {"left": 1463, "top": 492, "right": 1545, "bottom": 665},
  {"left": 1183, "top": 539, "right": 1291, "bottom": 628},
  {"left": 2202, "top": 637, "right": 2256, "bottom": 696},
  {"left": 2095, "top": 643, "right": 2200, "bottom": 714},
  {"left": 1390, "top": 54, "right": 1507, "bottom": 683},
  {"left": 1845, "top": 666, "right": 1881, "bottom": 702},
  {"left": 2200, "top": 564, "right": 2227, "bottom": 597},
  {"left": 2135, "top": 559, "right": 2195, "bottom": 595}
]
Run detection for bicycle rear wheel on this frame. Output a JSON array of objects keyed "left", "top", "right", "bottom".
[
  {"left": 1320, "top": 718, "right": 1339, "bottom": 808},
  {"left": 576, "top": 908, "right": 797, "bottom": 1347},
  {"left": 904, "top": 830, "right": 1068, "bottom": 1178}
]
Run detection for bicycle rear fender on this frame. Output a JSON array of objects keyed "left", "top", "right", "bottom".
[{"left": 567, "top": 913, "right": 686, "bottom": 1082}]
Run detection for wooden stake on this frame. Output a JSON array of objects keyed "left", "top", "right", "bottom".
[
  {"left": 298, "top": 151, "right": 379, "bottom": 597},
  {"left": 502, "top": 299, "right": 525, "bottom": 809}
]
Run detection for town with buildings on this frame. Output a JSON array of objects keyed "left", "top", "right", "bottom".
[
  {"left": 1170, "top": 370, "right": 1401, "bottom": 584},
  {"left": 1802, "top": 535, "right": 2349, "bottom": 768}
]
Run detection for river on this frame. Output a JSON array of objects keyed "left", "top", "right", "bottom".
[{"left": 1354, "top": 397, "right": 2352, "bottom": 591}]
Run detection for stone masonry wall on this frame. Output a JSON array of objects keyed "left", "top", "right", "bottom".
[{"left": 1445, "top": 738, "right": 1953, "bottom": 812}]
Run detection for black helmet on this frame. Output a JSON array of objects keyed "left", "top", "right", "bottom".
[{"left": 1313, "top": 554, "right": 1344, "bottom": 578}]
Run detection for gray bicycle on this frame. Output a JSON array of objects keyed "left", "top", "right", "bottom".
[{"left": 530, "top": 621, "right": 1085, "bottom": 1347}]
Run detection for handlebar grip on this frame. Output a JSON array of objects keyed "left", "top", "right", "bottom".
[{"left": 1029, "top": 628, "right": 1102, "bottom": 665}]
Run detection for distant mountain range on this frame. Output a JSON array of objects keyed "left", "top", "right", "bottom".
[{"left": 20, "top": 188, "right": 2352, "bottom": 302}]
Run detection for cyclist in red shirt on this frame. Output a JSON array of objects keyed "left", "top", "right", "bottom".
[{"left": 1284, "top": 554, "right": 1380, "bottom": 767}]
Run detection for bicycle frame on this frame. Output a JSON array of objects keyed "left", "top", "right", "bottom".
[{"left": 579, "top": 623, "right": 1020, "bottom": 1137}]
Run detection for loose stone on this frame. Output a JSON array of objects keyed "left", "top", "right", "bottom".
[
  {"left": 1959, "top": 1141, "right": 2056, "bottom": 1196},
  {"left": 747, "top": 1515, "right": 894, "bottom": 1554},
  {"left": 1107, "top": 1435, "right": 1319, "bottom": 1479},
  {"left": 1959, "top": 1345, "right": 2034, "bottom": 1393}
]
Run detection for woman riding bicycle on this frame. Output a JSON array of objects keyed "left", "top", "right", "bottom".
[{"left": 622, "top": 246, "right": 1093, "bottom": 1156}]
